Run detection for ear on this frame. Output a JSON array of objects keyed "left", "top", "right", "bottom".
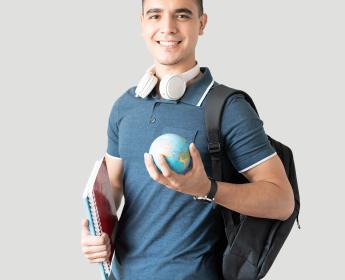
[{"left": 199, "top": 13, "right": 208, "bottom": 35}]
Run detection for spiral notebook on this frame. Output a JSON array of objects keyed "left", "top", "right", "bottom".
[{"left": 83, "top": 157, "right": 118, "bottom": 280}]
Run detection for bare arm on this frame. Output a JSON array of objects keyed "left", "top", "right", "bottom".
[
  {"left": 145, "top": 144, "right": 295, "bottom": 221},
  {"left": 105, "top": 154, "right": 124, "bottom": 210},
  {"left": 213, "top": 154, "right": 295, "bottom": 221}
]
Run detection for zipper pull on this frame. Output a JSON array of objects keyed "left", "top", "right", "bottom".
[{"left": 296, "top": 214, "right": 301, "bottom": 229}]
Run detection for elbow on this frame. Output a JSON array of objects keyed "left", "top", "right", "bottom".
[
  {"left": 279, "top": 200, "right": 295, "bottom": 221},
  {"left": 279, "top": 189, "right": 295, "bottom": 221}
]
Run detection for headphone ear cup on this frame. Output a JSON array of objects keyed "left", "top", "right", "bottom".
[
  {"left": 135, "top": 72, "right": 158, "bottom": 98},
  {"left": 159, "top": 74, "right": 186, "bottom": 100}
]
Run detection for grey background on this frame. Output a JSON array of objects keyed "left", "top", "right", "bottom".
[{"left": 0, "top": 0, "right": 344, "bottom": 279}]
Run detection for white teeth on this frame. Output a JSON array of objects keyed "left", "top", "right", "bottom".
[{"left": 159, "top": 41, "right": 179, "bottom": 46}]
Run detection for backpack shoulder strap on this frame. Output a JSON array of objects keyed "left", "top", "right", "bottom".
[{"left": 204, "top": 84, "right": 257, "bottom": 180}]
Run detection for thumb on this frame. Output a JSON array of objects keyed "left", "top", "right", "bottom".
[
  {"left": 189, "top": 143, "right": 201, "bottom": 162},
  {"left": 81, "top": 218, "right": 90, "bottom": 236}
]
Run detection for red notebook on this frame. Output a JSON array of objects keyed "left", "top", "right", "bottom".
[{"left": 83, "top": 157, "right": 118, "bottom": 279}]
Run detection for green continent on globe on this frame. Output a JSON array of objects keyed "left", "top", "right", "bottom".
[{"left": 178, "top": 151, "right": 190, "bottom": 169}]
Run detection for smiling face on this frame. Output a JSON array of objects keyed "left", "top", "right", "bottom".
[{"left": 141, "top": 0, "right": 207, "bottom": 76}]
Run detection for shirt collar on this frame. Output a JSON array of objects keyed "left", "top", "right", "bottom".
[{"left": 179, "top": 67, "right": 214, "bottom": 106}]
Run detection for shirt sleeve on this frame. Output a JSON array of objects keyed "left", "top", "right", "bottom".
[
  {"left": 106, "top": 99, "right": 121, "bottom": 158},
  {"left": 221, "top": 94, "right": 276, "bottom": 173}
]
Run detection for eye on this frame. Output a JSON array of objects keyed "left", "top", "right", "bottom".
[
  {"left": 176, "top": 14, "right": 190, "bottom": 19},
  {"left": 148, "top": 14, "right": 160, "bottom": 20}
]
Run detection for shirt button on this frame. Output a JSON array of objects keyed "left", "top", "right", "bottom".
[{"left": 150, "top": 117, "right": 156, "bottom": 123}]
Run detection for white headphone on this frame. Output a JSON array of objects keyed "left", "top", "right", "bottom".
[{"left": 135, "top": 63, "right": 200, "bottom": 100}]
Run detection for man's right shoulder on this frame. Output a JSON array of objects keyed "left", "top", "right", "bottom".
[
  {"left": 114, "top": 86, "right": 137, "bottom": 102},
  {"left": 110, "top": 85, "right": 138, "bottom": 108}
]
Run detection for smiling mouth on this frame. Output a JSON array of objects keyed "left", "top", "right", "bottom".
[{"left": 156, "top": 41, "right": 182, "bottom": 46}]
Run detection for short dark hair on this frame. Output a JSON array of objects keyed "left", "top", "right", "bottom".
[{"left": 142, "top": 0, "right": 204, "bottom": 16}]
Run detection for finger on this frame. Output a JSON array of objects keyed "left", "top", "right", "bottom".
[
  {"left": 81, "top": 233, "right": 110, "bottom": 246},
  {"left": 144, "top": 153, "right": 166, "bottom": 183},
  {"left": 81, "top": 218, "right": 90, "bottom": 236},
  {"left": 87, "top": 249, "right": 110, "bottom": 258},
  {"left": 87, "top": 251, "right": 110, "bottom": 262},
  {"left": 158, "top": 154, "right": 175, "bottom": 178},
  {"left": 89, "top": 256, "right": 109, "bottom": 263},
  {"left": 82, "top": 244, "right": 109, "bottom": 255},
  {"left": 157, "top": 154, "right": 183, "bottom": 190}
]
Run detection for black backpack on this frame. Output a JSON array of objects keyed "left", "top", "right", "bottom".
[{"left": 204, "top": 84, "right": 301, "bottom": 280}]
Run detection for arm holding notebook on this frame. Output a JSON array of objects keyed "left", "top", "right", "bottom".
[
  {"left": 81, "top": 155, "right": 124, "bottom": 263},
  {"left": 105, "top": 154, "right": 124, "bottom": 210}
]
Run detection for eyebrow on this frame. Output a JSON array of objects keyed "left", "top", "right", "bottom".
[
  {"left": 145, "top": 8, "right": 162, "bottom": 15},
  {"left": 145, "top": 8, "right": 193, "bottom": 16},
  {"left": 175, "top": 8, "right": 193, "bottom": 15}
]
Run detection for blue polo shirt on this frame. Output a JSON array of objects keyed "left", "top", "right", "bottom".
[{"left": 107, "top": 68, "right": 276, "bottom": 280}]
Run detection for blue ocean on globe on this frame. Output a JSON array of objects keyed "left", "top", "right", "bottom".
[{"left": 149, "top": 133, "right": 192, "bottom": 174}]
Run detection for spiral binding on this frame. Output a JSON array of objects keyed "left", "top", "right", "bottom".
[{"left": 89, "top": 190, "right": 111, "bottom": 275}]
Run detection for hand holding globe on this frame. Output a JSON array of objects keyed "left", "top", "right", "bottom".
[
  {"left": 145, "top": 134, "right": 211, "bottom": 198},
  {"left": 148, "top": 133, "right": 192, "bottom": 174}
]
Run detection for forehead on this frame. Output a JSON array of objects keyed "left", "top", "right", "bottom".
[{"left": 143, "top": 0, "right": 198, "bottom": 12}]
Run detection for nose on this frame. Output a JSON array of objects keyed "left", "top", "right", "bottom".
[{"left": 160, "top": 15, "right": 177, "bottom": 34}]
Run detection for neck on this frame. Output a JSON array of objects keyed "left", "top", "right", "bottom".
[
  {"left": 154, "top": 59, "right": 197, "bottom": 80},
  {"left": 152, "top": 62, "right": 202, "bottom": 98}
]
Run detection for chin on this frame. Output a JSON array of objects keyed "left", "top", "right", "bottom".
[
  {"left": 155, "top": 56, "right": 183, "bottom": 66},
  {"left": 157, "top": 60, "right": 181, "bottom": 66}
]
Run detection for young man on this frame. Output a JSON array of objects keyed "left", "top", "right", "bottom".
[{"left": 81, "top": 0, "right": 295, "bottom": 279}]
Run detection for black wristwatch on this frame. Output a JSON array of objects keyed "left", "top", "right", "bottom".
[{"left": 193, "top": 177, "right": 218, "bottom": 203}]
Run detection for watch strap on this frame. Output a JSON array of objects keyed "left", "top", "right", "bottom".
[
  {"left": 207, "top": 177, "right": 218, "bottom": 200},
  {"left": 193, "top": 177, "right": 218, "bottom": 203}
]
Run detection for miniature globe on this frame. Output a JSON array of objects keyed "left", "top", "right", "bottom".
[{"left": 149, "top": 133, "right": 192, "bottom": 174}]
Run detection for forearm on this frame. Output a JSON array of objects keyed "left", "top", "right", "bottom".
[
  {"left": 105, "top": 155, "right": 124, "bottom": 211},
  {"left": 112, "top": 185, "right": 123, "bottom": 210},
  {"left": 213, "top": 180, "right": 293, "bottom": 221}
]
